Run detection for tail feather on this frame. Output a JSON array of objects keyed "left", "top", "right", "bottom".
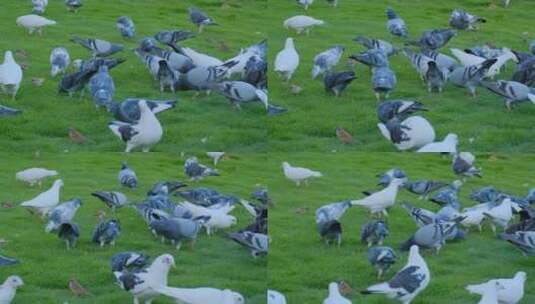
[{"left": 361, "top": 282, "right": 390, "bottom": 295}]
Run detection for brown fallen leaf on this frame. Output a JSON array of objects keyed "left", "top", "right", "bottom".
[
  {"left": 32, "top": 77, "right": 45, "bottom": 86},
  {"left": 1, "top": 202, "right": 14, "bottom": 209},
  {"left": 15, "top": 49, "right": 29, "bottom": 58},
  {"left": 69, "top": 279, "right": 89, "bottom": 297},
  {"left": 290, "top": 84, "right": 302, "bottom": 94},
  {"left": 68, "top": 126, "right": 87, "bottom": 144},
  {"left": 338, "top": 281, "right": 353, "bottom": 296},
  {"left": 488, "top": 155, "right": 499, "bottom": 162},
  {"left": 336, "top": 126, "right": 353, "bottom": 144}
]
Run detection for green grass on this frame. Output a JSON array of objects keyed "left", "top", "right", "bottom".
[
  {"left": 0, "top": 152, "right": 267, "bottom": 303},
  {"left": 0, "top": 0, "right": 268, "bottom": 153},
  {"left": 268, "top": 0, "right": 535, "bottom": 152},
  {"left": 267, "top": 152, "right": 535, "bottom": 303}
]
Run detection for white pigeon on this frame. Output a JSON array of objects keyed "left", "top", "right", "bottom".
[
  {"left": 16, "top": 14, "right": 56, "bottom": 35},
  {"left": 362, "top": 245, "right": 430, "bottom": 304},
  {"left": 181, "top": 47, "right": 223, "bottom": 67},
  {"left": 485, "top": 49, "right": 518, "bottom": 78},
  {"left": 20, "top": 179, "right": 63, "bottom": 216},
  {"left": 476, "top": 282, "right": 500, "bottom": 304},
  {"left": 450, "top": 48, "right": 485, "bottom": 66},
  {"left": 466, "top": 272, "right": 526, "bottom": 304},
  {"left": 0, "top": 275, "right": 23, "bottom": 304},
  {"left": 283, "top": 15, "right": 324, "bottom": 35},
  {"left": 460, "top": 208, "right": 486, "bottom": 232},
  {"left": 378, "top": 116, "right": 436, "bottom": 151},
  {"left": 282, "top": 162, "right": 322, "bottom": 186},
  {"left": 417, "top": 133, "right": 458, "bottom": 153},
  {"left": 114, "top": 254, "right": 176, "bottom": 304},
  {"left": 155, "top": 286, "right": 244, "bottom": 304},
  {"left": 274, "top": 38, "right": 299, "bottom": 81},
  {"left": 206, "top": 152, "right": 225, "bottom": 166},
  {"left": 180, "top": 202, "right": 237, "bottom": 235},
  {"left": 323, "top": 282, "right": 352, "bottom": 304},
  {"left": 351, "top": 178, "right": 404, "bottom": 216},
  {"left": 483, "top": 198, "right": 518, "bottom": 233},
  {"left": 268, "top": 290, "right": 287, "bottom": 304},
  {"left": 15, "top": 168, "right": 58, "bottom": 186},
  {"left": 0, "top": 51, "right": 23, "bottom": 100},
  {"left": 312, "top": 46, "right": 344, "bottom": 79},
  {"left": 108, "top": 100, "right": 163, "bottom": 152}
]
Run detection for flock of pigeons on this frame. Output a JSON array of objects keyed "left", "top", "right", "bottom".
[
  {"left": 0, "top": 0, "right": 281, "bottom": 152},
  {"left": 1, "top": 155, "right": 269, "bottom": 303},
  {"left": 274, "top": 1, "right": 535, "bottom": 152}
]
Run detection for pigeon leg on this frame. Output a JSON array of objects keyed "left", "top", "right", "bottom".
[
  {"left": 176, "top": 242, "right": 182, "bottom": 251},
  {"left": 133, "top": 297, "right": 140, "bottom": 304},
  {"left": 375, "top": 92, "right": 381, "bottom": 102},
  {"left": 198, "top": 25, "right": 204, "bottom": 34},
  {"left": 377, "top": 268, "right": 383, "bottom": 280}
]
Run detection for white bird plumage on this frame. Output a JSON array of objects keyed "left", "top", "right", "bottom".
[
  {"left": 179, "top": 201, "right": 237, "bottom": 235},
  {"left": 283, "top": 15, "right": 324, "bottom": 35},
  {"left": 323, "top": 282, "right": 352, "bottom": 304},
  {"left": 274, "top": 38, "right": 299, "bottom": 81},
  {"left": 20, "top": 179, "right": 63, "bottom": 216},
  {"left": 378, "top": 116, "right": 435, "bottom": 151},
  {"left": 417, "top": 133, "right": 458, "bottom": 153},
  {"left": 16, "top": 14, "right": 56, "bottom": 35},
  {"left": 0, "top": 51, "right": 23, "bottom": 100},
  {"left": 466, "top": 271, "right": 526, "bottom": 304},
  {"left": 0, "top": 275, "right": 24, "bottom": 304},
  {"left": 450, "top": 48, "right": 518, "bottom": 78},
  {"left": 206, "top": 152, "right": 225, "bottom": 166},
  {"left": 351, "top": 178, "right": 404, "bottom": 216},
  {"left": 268, "top": 290, "right": 287, "bottom": 304},
  {"left": 15, "top": 168, "right": 58, "bottom": 186},
  {"left": 181, "top": 47, "right": 223, "bottom": 67},
  {"left": 282, "top": 161, "right": 322, "bottom": 186}
]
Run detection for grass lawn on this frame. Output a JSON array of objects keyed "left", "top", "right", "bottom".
[
  {"left": 268, "top": 0, "right": 535, "bottom": 152},
  {"left": 267, "top": 152, "right": 535, "bottom": 303},
  {"left": 0, "top": 152, "right": 267, "bottom": 303},
  {"left": 0, "top": 0, "right": 268, "bottom": 153}
]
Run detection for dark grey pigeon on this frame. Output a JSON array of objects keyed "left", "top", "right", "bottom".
[
  {"left": 377, "top": 168, "right": 407, "bottom": 187},
  {"left": 349, "top": 48, "right": 389, "bottom": 68},
  {"left": 107, "top": 98, "right": 177, "bottom": 123},
  {"left": 404, "top": 180, "right": 448, "bottom": 199},
  {"left": 377, "top": 100, "right": 427, "bottom": 124},
  {"left": 157, "top": 60, "right": 179, "bottom": 93},
  {"left": 361, "top": 220, "right": 389, "bottom": 247},
  {"left": 409, "top": 29, "right": 456, "bottom": 50},
  {"left": 188, "top": 7, "right": 217, "bottom": 33},
  {"left": 150, "top": 217, "right": 208, "bottom": 250},
  {"left": 354, "top": 36, "right": 397, "bottom": 56},
  {"left": 184, "top": 157, "right": 219, "bottom": 181},
  {"left": 118, "top": 162, "right": 137, "bottom": 188},
  {"left": 400, "top": 220, "right": 461, "bottom": 253},
  {"left": 386, "top": 7, "right": 408, "bottom": 38},
  {"left": 114, "top": 268, "right": 147, "bottom": 292},
  {"left": 424, "top": 61, "right": 447, "bottom": 93},
  {"left": 470, "top": 186, "right": 499, "bottom": 203},
  {"left": 324, "top": 71, "right": 357, "bottom": 96},
  {"left": 175, "top": 188, "right": 239, "bottom": 207},
  {"left": 251, "top": 187, "right": 271, "bottom": 206},
  {"left": 449, "top": 9, "right": 486, "bottom": 31},
  {"left": 89, "top": 64, "right": 115, "bottom": 108},
  {"left": 452, "top": 153, "right": 481, "bottom": 178},
  {"left": 449, "top": 58, "right": 497, "bottom": 97},
  {"left": 372, "top": 66, "right": 397, "bottom": 101},
  {"left": 429, "top": 180, "right": 463, "bottom": 207},
  {"left": 241, "top": 207, "right": 268, "bottom": 234},
  {"left": 380, "top": 117, "right": 411, "bottom": 145},
  {"left": 481, "top": 80, "right": 535, "bottom": 110},
  {"left": 91, "top": 191, "right": 128, "bottom": 210},
  {"left": 368, "top": 246, "right": 397, "bottom": 279},
  {"left": 0, "top": 104, "right": 21, "bottom": 117},
  {"left": 175, "top": 61, "right": 238, "bottom": 92},
  {"left": 0, "top": 254, "right": 19, "bottom": 266},
  {"left": 92, "top": 219, "right": 121, "bottom": 246},
  {"left": 512, "top": 56, "right": 535, "bottom": 86},
  {"left": 401, "top": 202, "right": 436, "bottom": 227},
  {"left": 317, "top": 220, "right": 342, "bottom": 246},
  {"left": 315, "top": 200, "right": 352, "bottom": 224},
  {"left": 116, "top": 16, "right": 135, "bottom": 38},
  {"left": 154, "top": 30, "right": 195, "bottom": 46},
  {"left": 111, "top": 252, "right": 149, "bottom": 272},
  {"left": 65, "top": 0, "right": 82, "bottom": 12},
  {"left": 147, "top": 181, "right": 187, "bottom": 196},
  {"left": 226, "top": 231, "right": 268, "bottom": 257},
  {"left": 71, "top": 37, "right": 123, "bottom": 57},
  {"left": 58, "top": 68, "right": 97, "bottom": 97},
  {"left": 498, "top": 231, "right": 535, "bottom": 255},
  {"left": 58, "top": 222, "right": 80, "bottom": 249},
  {"left": 243, "top": 55, "right": 267, "bottom": 89}
]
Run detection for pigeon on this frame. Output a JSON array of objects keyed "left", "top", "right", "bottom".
[
  {"left": 16, "top": 14, "right": 56, "bottom": 35},
  {"left": 154, "top": 286, "right": 244, "bottom": 304},
  {"left": 361, "top": 220, "right": 389, "bottom": 246},
  {"left": 323, "top": 282, "right": 351, "bottom": 304},
  {"left": 377, "top": 100, "right": 427, "bottom": 124},
  {"left": 377, "top": 168, "right": 407, "bottom": 187},
  {"left": 282, "top": 162, "right": 322, "bottom": 186},
  {"left": 400, "top": 220, "right": 462, "bottom": 253},
  {"left": 89, "top": 64, "right": 115, "bottom": 108},
  {"left": 108, "top": 100, "right": 163, "bottom": 152},
  {"left": 32, "top": 0, "right": 48, "bottom": 14},
  {"left": 147, "top": 181, "right": 186, "bottom": 196},
  {"left": 297, "top": 0, "right": 313, "bottom": 10},
  {"left": 244, "top": 55, "right": 267, "bottom": 88},
  {"left": 386, "top": 7, "right": 408, "bottom": 38},
  {"left": 20, "top": 179, "right": 63, "bottom": 216},
  {"left": 58, "top": 222, "right": 80, "bottom": 249},
  {"left": 466, "top": 272, "right": 526, "bottom": 304},
  {"left": 176, "top": 61, "right": 237, "bottom": 92},
  {"left": 355, "top": 37, "right": 397, "bottom": 56},
  {"left": 424, "top": 61, "right": 447, "bottom": 93},
  {"left": 512, "top": 56, "right": 535, "bottom": 86},
  {"left": 49, "top": 47, "right": 70, "bottom": 77},
  {"left": 118, "top": 163, "right": 137, "bottom": 188},
  {"left": 404, "top": 181, "right": 449, "bottom": 199},
  {"left": 15, "top": 168, "right": 58, "bottom": 186},
  {"left": 473, "top": 281, "right": 500, "bottom": 304},
  {"left": 156, "top": 59, "right": 179, "bottom": 93},
  {"left": 401, "top": 48, "right": 433, "bottom": 80},
  {"left": 178, "top": 47, "right": 223, "bottom": 68},
  {"left": 378, "top": 116, "right": 436, "bottom": 151},
  {"left": 154, "top": 30, "right": 195, "bottom": 46},
  {"left": 449, "top": 10, "right": 486, "bottom": 31},
  {"left": 283, "top": 15, "right": 324, "bottom": 35},
  {"left": 274, "top": 38, "right": 299, "bottom": 81},
  {"left": 91, "top": 191, "right": 128, "bottom": 210},
  {"left": 71, "top": 37, "right": 123, "bottom": 57},
  {"left": 133, "top": 48, "right": 164, "bottom": 79},
  {"left": 349, "top": 48, "right": 389, "bottom": 68},
  {"left": 324, "top": 71, "right": 356, "bottom": 96},
  {"left": 449, "top": 58, "right": 497, "bottom": 96},
  {"left": 312, "top": 45, "right": 344, "bottom": 79},
  {"left": 214, "top": 81, "right": 269, "bottom": 111},
  {"left": 498, "top": 231, "right": 535, "bottom": 255},
  {"left": 65, "top": 0, "right": 82, "bottom": 12},
  {"left": 175, "top": 188, "right": 238, "bottom": 207},
  {"left": 325, "top": 0, "right": 338, "bottom": 7},
  {"left": 0, "top": 104, "right": 21, "bottom": 117},
  {"left": 484, "top": 198, "right": 517, "bottom": 233},
  {"left": 450, "top": 48, "right": 488, "bottom": 66},
  {"left": 223, "top": 40, "right": 267, "bottom": 77},
  {"left": 227, "top": 231, "right": 268, "bottom": 257},
  {"left": 0, "top": 255, "right": 18, "bottom": 266},
  {"left": 0, "top": 276, "right": 24, "bottom": 304},
  {"left": 74, "top": 57, "right": 126, "bottom": 73},
  {"left": 372, "top": 66, "right": 397, "bottom": 101},
  {"left": 45, "top": 198, "right": 82, "bottom": 233},
  {"left": 0, "top": 51, "right": 23, "bottom": 99},
  {"left": 368, "top": 246, "right": 397, "bottom": 279},
  {"left": 107, "top": 98, "right": 177, "bottom": 123},
  {"left": 429, "top": 180, "right": 463, "bottom": 206},
  {"left": 409, "top": 29, "right": 456, "bottom": 50},
  {"left": 111, "top": 252, "right": 150, "bottom": 272},
  {"left": 421, "top": 50, "right": 458, "bottom": 72},
  {"left": 268, "top": 290, "right": 287, "bottom": 304},
  {"left": 188, "top": 7, "right": 217, "bottom": 33},
  {"left": 317, "top": 220, "right": 342, "bottom": 246},
  {"left": 58, "top": 66, "right": 98, "bottom": 96},
  {"left": 135, "top": 203, "right": 171, "bottom": 226},
  {"left": 482, "top": 80, "right": 535, "bottom": 110},
  {"left": 92, "top": 219, "right": 121, "bottom": 246},
  {"left": 335, "top": 126, "right": 354, "bottom": 143},
  {"left": 150, "top": 217, "right": 208, "bottom": 250},
  {"left": 184, "top": 157, "right": 219, "bottom": 181},
  {"left": 401, "top": 202, "right": 436, "bottom": 227},
  {"left": 452, "top": 152, "right": 481, "bottom": 178},
  {"left": 361, "top": 245, "right": 430, "bottom": 304},
  {"left": 206, "top": 152, "right": 225, "bottom": 167},
  {"left": 470, "top": 186, "right": 500, "bottom": 204},
  {"left": 351, "top": 178, "right": 404, "bottom": 216},
  {"left": 116, "top": 16, "right": 135, "bottom": 38},
  {"left": 417, "top": 133, "right": 458, "bottom": 153}
]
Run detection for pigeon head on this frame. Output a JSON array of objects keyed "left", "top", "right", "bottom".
[
  {"left": 444, "top": 133, "right": 459, "bottom": 145},
  {"left": 408, "top": 245, "right": 420, "bottom": 259},
  {"left": 389, "top": 178, "right": 405, "bottom": 188},
  {"left": 284, "top": 38, "right": 295, "bottom": 49},
  {"left": 4, "top": 51, "right": 14, "bottom": 62},
  {"left": 5, "top": 275, "right": 24, "bottom": 288},
  {"left": 54, "top": 179, "right": 64, "bottom": 188},
  {"left": 138, "top": 100, "right": 150, "bottom": 113},
  {"left": 154, "top": 253, "right": 176, "bottom": 269},
  {"left": 515, "top": 271, "right": 527, "bottom": 282}
]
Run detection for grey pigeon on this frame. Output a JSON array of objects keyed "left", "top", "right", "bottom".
[
  {"left": 401, "top": 202, "right": 436, "bottom": 227},
  {"left": 75, "top": 57, "right": 126, "bottom": 73},
  {"left": 372, "top": 66, "right": 397, "bottom": 101},
  {"left": 106, "top": 98, "right": 177, "bottom": 123},
  {"left": 58, "top": 222, "right": 80, "bottom": 249},
  {"left": 324, "top": 71, "right": 357, "bottom": 96},
  {"left": 226, "top": 231, "right": 268, "bottom": 257},
  {"left": 243, "top": 55, "right": 267, "bottom": 88},
  {"left": 311, "top": 45, "right": 344, "bottom": 78},
  {"left": 0, "top": 254, "right": 18, "bottom": 266},
  {"left": 147, "top": 181, "right": 187, "bottom": 196},
  {"left": 468, "top": 45, "right": 508, "bottom": 59},
  {"left": 498, "top": 231, "right": 535, "bottom": 255},
  {"left": 377, "top": 168, "right": 407, "bottom": 187},
  {"left": 481, "top": 80, "right": 535, "bottom": 110},
  {"left": 32, "top": 0, "right": 47, "bottom": 14},
  {"left": 315, "top": 200, "right": 352, "bottom": 224},
  {"left": 45, "top": 198, "right": 82, "bottom": 233},
  {"left": 429, "top": 180, "right": 463, "bottom": 206},
  {"left": 92, "top": 219, "right": 121, "bottom": 246},
  {"left": 400, "top": 220, "right": 461, "bottom": 253},
  {"left": 512, "top": 56, "right": 535, "bottom": 86},
  {"left": 91, "top": 191, "right": 128, "bottom": 210},
  {"left": 150, "top": 217, "right": 209, "bottom": 250},
  {"left": 50, "top": 47, "right": 70, "bottom": 77},
  {"left": 133, "top": 48, "right": 162, "bottom": 79},
  {"left": 188, "top": 7, "right": 217, "bottom": 33},
  {"left": 156, "top": 60, "right": 179, "bottom": 93},
  {"left": 379, "top": 117, "right": 411, "bottom": 145},
  {"left": 325, "top": 0, "right": 338, "bottom": 6},
  {"left": 449, "top": 58, "right": 497, "bottom": 97},
  {"left": 410, "top": 29, "right": 456, "bottom": 50},
  {"left": 89, "top": 64, "right": 115, "bottom": 108},
  {"left": 449, "top": 9, "right": 486, "bottom": 31},
  {"left": 58, "top": 68, "right": 97, "bottom": 97},
  {"left": 175, "top": 61, "right": 238, "bottom": 92},
  {"left": 452, "top": 153, "right": 481, "bottom": 178},
  {"left": 424, "top": 61, "right": 447, "bottom": 93},
  {"left": 349, "top": 48, "right": 389, "bottom": 68},
  {"left": 402, "top": 48, "right": 433, "bottom": 80},
  {"left": 317, "top": 220, "right": 342, "bottom": 246},
  {"left": 377, "top": 100, "right": 427, "bottom": 124},
  {"left": 149, "top": 47, "right": 194, "bottom": 73},
  {"left": 71, "top": 37, "right": 123, "bottom": 57},
  {"left": 135, "top": 203, "right": 170, "bottom": 226},
  {"left": 116, "top": 16, "right": 135, "bottom": 38},
  {"left": 111, "top": 252, "right": 150, "bottom": 272},
  {"left": 214, "top": 81, "right": 269, "bottom": 111},
  {"left": 65, "top": 0, "right": 82, "bottom": 12},
  {"left": 368, "top": 246, "right": 397, "bottom": 279},
  {"left": 0, "top": 104, "right": 21, "bottom": 117},
  {"left": 118, "top": 162, "right": 137, "bottom": 188},
  {"left": 251, "top": 187, "right": 271, "bottom": 206},
  {"left": 404, "top": 180, "right": 448, "bottom": 199},
  {"left": 175, "top": 188, "right": 238, "bottom": 207},
  {"left": 354, "top": 37, "right": 397, "bottom": 56},
  {"left": 154, "top": 30, "right": 195, "bottom": 46},
  {"left": 184, "top": 157, "right": 219, "bottom": 181},
  {"left": 361, "top": 220, "right": 389, "bottom": 247},
  {"left": 386, "top": 7, "right": 408, "bottom": 38},
  {"left": 470, "top": 186, "right": 499, "bottom": 203},
  {"left": 421, "top": 50, "right": 458, "bottom": 72}
]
